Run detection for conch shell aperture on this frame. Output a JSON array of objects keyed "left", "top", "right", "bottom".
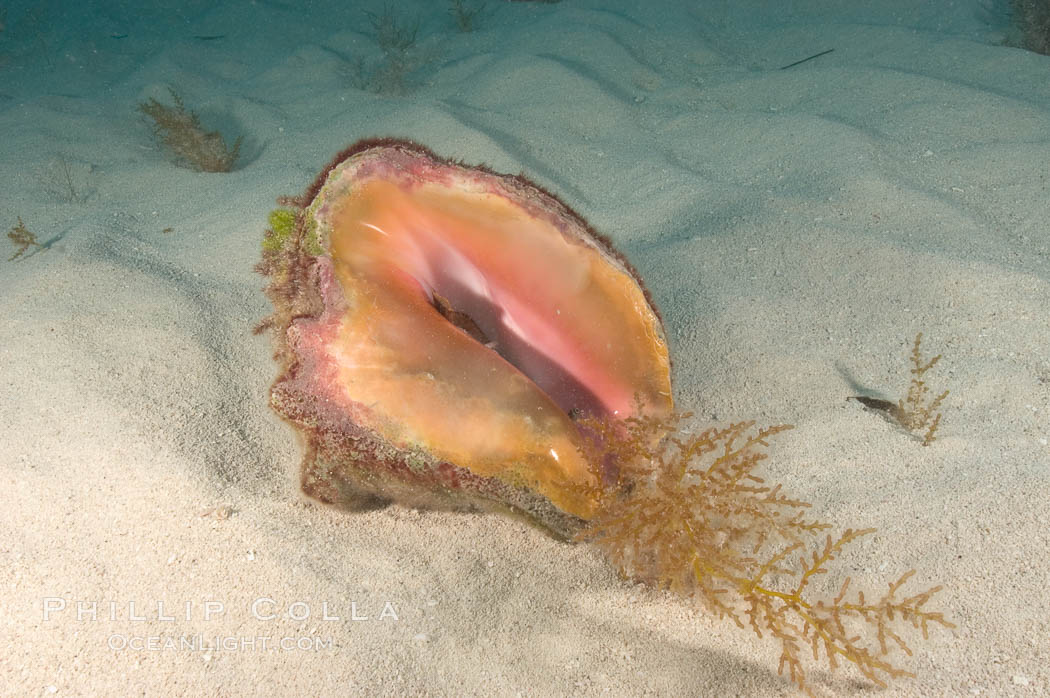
[{"left": 259, "top": 138, "right": 672, "bottom": 537}]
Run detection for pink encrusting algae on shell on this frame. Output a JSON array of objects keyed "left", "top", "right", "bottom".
[{"left": 258, "top": 138, "right": 672, "bottom": 537}]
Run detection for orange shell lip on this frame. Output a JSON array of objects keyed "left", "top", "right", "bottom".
[{"left": 265, "top": 139, "right": 672, "bottom": 528}]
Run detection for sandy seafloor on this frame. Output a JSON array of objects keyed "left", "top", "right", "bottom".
[{"left": 1, "top": 0, "right": 1049, "bottom": 695}]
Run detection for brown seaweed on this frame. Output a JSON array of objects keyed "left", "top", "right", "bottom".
[
  {"left": 138, "top": 89, "right": 241, "bottom": 172},
  {"left": 568, "top": 406, "right": 954, "bottom": 693},
  {"left": 6, "top": 217, "right": 44, "bottom": 261},
  {"left": 852, "top": 333, "right": 949, "bottom": 446}
]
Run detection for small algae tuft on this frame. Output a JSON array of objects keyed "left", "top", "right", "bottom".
[
  {"left": 6, "top": 217, "right": 44, "bottom": 261},
  {"left": 897, "top": 332, "right": 949, "bottom": 446},
  {"left": 139, "top": 89, "right": 242, "bottom": 172},
  {"left": 1009, "top": 0, "right": 1050, "bottom": 55},
  {"left": 448, "top": 0, "right": 485, "bottom": 32},
  {"left": 263, "top": 208, "right": 297, "bottom": 253},
  {"left": 851, "top": 332, "right": 949, "bottom": 446}
]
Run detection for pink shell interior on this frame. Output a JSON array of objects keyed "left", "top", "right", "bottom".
[{"left": 279, "top": 144, "right": 672, "bottom": 518}]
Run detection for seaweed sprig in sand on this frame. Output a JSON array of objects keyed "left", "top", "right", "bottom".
[
  {"left": 6, "top": 217, "right": 44, "bottom": 261},
  {"left": 851, "top": 333, "right": 949, "bottom": 446},
  {"left": 570, "top": 408, "right": 954, "bottom": 693},
  {"left": 138, "top": 89, "right": 241, "bottom": 172}
]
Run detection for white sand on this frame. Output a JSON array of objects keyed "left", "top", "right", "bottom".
[{"left": 2, "top": 0, "right": 1048, "bottom": 695}]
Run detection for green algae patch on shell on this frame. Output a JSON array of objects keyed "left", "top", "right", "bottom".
[{"left": 259, "top": 138, "right": 673, "bottom": 537}]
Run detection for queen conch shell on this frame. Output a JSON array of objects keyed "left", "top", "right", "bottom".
[{"left": 259, "top": 138, "right": 673, "bottom": 537}]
